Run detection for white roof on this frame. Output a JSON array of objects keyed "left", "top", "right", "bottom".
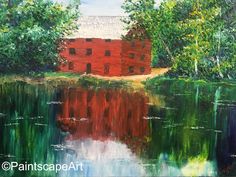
[{"left": 67, "top": 16, "right": 128, "bottom": 40}]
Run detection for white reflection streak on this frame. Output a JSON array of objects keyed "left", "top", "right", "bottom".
[{"left": 58, "top": 139, "right": 146, "bottom": 177}]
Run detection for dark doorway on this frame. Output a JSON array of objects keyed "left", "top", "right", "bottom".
[
  {"left": 68, "top": 62, "right": 74, "bottom": 70},
  {"left": 104, "top": 63, "right": 110, "bottom": 74},
  {"left": 86, "top": 63, "right": 91, "bottom": 74}
]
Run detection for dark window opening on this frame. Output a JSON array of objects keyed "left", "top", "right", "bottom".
[
  {"left": 68, "top": 62, "right": 74, "bottom": 70},
  {"left": 86, "top": 38, "right": 92, "bottom": 42},
  {"left": 69, "top": 48, "right": 76, "bottom": 55},
  {"left": 129, "top": 53, "right": 135, "bottom": 59},
  {"left": 105, "top": 39, "right": 112, "bottom": 42},
  {"left": 140, "top": 55, "right": 145, "bottom": 61},
  {"left": 86, "top": 48, "right": 92, "bottom": 56},
  {"left": 131, "top": 41, "right": 135, "bottom": 47},
  {"left": 128, "top": 66, "right": 134, "bottom": 73},
  {"left": 105, "top": 50, "right": 111, "bottom": 56},
  {"left": 103, "top": 108, "right": 109, "bottom": 118},
  {"left": 104, "top": 64, "right": 110, "bottom": 74},
  {"left": 87, "top": 107, "right": 92, "bottom": 117},
  {"left": 86, "top": 63, "right": 92, "bottom": 74},
  {"left": 105, "top": 92, "right": 111, "bottom": 101},
  {"left": 142, "top": 40, "right": 146, "bottom": 48},
  {"left": 140, "top": 67, "right": 145, "bottom": 73},
  {"left": 128, "top": 110, "right": 132, "bottom": 119}
]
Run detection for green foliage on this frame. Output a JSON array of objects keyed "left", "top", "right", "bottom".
[
  {"left": 0, "top": 0, "right": 79, "bottom": 73},
  {"left": 123, "top": 0, "right": 236, "bottom": 80},
  {"left": 172, "top": 0, "right": 235, "bottom": 79},
  {"left": 123, "top": 0, "right": 190, "bottom": 67},
  {"left": 77, "top": 76, "right": 129, "bottom": 89}
]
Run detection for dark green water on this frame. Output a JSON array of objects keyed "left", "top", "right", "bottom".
[{"left": 0, "top": 80, "right": 235, "bottom": 177}]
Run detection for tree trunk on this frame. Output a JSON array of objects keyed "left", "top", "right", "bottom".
[
  {"left": 159, "top": 34, "right": 175, "bottom": 61},
  {"left": 8, "top": 0, "right": 13, "bottom": 8},
  {"left": 194, "top": 59, "right": 198, "bottom": 76},
  {"left": 216, "top": 17, "right": 224, "bottom": 78},
  {"left": 216, "top": 56, "right": 224, "bottom": 78},
  {"left": 195, "top": 38, "right": 199, "bottom": 76}
]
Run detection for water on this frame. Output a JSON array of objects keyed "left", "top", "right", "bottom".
[{"left": 0, "top": 80, "right": 235, "bottom": 177}]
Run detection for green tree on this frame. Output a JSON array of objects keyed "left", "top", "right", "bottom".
[
  {"left": 214, "top": 0, "right": 236, "bottom": 79},
  {"left": 149, "top": 0, "right": 191, "bottom": 67},
  {"left": 173, "top": 0, "right": 236, "bottom": 79},
  {"left": 173, "top": 0, "right": 222, "bottom": 77},
  {"left": 0, "top": 0, "right": 79, "bottom": 73},
  {"left": 123, "top": 0, "right": 236, "bottom": 79},
  {"left": 122, "top": 0, "right": 192, "bottom": 67}
]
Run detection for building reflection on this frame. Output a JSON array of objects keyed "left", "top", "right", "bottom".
[{"left": 56, "top": 88, "right": 149, "bottom": 152}]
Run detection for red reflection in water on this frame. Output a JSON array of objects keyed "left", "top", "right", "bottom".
[{"left": 56, "top": 88, "right": 149, "bottom": 151}]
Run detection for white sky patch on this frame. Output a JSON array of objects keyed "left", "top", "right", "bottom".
[
  {"left": 154, "top": 0, "right": 162, "bottom": 9},
  {"left": 53, "top": 0, "right": 163, "bottom": 16},
  {"left": 80, "top": 0, "right": 125, "bottom": 16}
]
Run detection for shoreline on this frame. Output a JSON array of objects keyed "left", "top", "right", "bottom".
[
  {"left": 0, "top": 67, "right": 235, "bottom": 89},
  {"left": 0, "top": 68, "right": 170, "bottom": 89}
]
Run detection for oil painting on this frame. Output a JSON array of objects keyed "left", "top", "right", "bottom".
[{"left": 0, "top": 0, "right": 236, "bottom": 177}]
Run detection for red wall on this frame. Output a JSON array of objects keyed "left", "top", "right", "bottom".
[
  {"left": 59, "top": 38, "right": 151, "bottom": 76},
  {"left": 56, "top": 88, "right": 149, "bottom": 152},
  {"left": 121, "top": 39, "right": 152, "bottom": 75}
]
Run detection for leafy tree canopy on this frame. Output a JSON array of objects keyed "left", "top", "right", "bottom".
[
  {"left": 0, "top": 0, "right": 79, "bottom": 73},
  {"left": 123, "top": 0, "right": 236, "bottom": 80}
]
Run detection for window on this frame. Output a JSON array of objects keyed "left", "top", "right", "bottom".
[
  {"left": 128, "top": 110, "right": 132, "bottom": 119},
  {"left": 105, "top": 50, "right": 111, "bottom": 56},
  {"left": 128, "top": 66, "right": 134, "bottom": 73},
  {"left": 105, "top": 39, "right": 112, "bottom": 42},
  {"left": 86, "top": 48, "right": 92, "bottom": 56},
  {"left": 104, "top": 64, "right": 110, "bottom": 74},
  {"left": 87, "top": 107, "right": 92, "bottom": 117},
  {"left": 86, "top": 38, "right": 92, "bottom": 42},
  {"left": 129, "top": 53, "right": 135, "bottom": 59},
  {"left": 103, "top": 108, "right": 109, "bottom": 118},
  {"left": 86, "top": 63, "right": 92, "bottom": 74},
  {"left": 131, "top": 41, "right": 135, "bottom": 47},
  {"left": 106, "top": 92, "right": 111, "bottom": 101},
  {"left": 142, "top": 40, "right": 146, "bottom": 48},
  {"left": 140, "top": 55, "right": 145, "bottom": 61},
  {"left": 140, "top": 67, "right": 145, "bottom": 73},
  {"left": 69, "top": 48, "right": 76, "bottom": 55},
  {"left": 68, "top": 62, "right": 74, "bottom": 70}
]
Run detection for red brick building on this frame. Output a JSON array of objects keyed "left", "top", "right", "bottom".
[{"left": 59, "top": 16, "right": 152, "bottom": 76}]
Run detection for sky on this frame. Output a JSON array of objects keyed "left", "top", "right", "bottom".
[
  {"left": 54, "top": 0, "right": 162, "bottom": 16},
  {"left": 80, "top": 0, "right": 125, "bottom": 16}
]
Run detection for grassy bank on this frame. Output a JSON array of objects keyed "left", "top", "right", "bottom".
[
  {"left": 144, "top": 76, "right": 236, "bottom": 91},
  {"left": 0, "top": 72, "right": 130, "bottom": 89},
  {"left": 1, "top": 72, "right": 236, "bottom": 91}
]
